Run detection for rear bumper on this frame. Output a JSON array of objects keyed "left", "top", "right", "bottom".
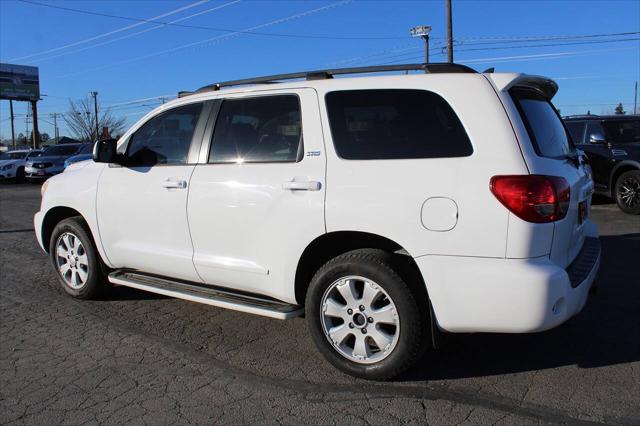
[{"left": 417, "top": 238, "right": 600, "bottom": 333}]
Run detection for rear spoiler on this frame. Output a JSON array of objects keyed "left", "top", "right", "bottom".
[{"left": 487, "top": 73, "right": 559, "bottom": 100}]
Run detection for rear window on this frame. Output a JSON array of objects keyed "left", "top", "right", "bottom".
[
  {"left": 602, "top": 119, "right": 640, "bottom": 144},
  {"left": 325, "top": 89, "right": 472, "bottom": 160},
  {"left": 511, "top": 88, "right": 574, "bottom": 158}
]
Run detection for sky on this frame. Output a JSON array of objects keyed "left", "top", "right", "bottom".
[{"left": 0, "top": 0, "right": 639, "bottom": 141}]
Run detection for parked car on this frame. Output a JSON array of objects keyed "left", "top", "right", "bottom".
[
  {"left": 24, "top": 143, "right": 91, "bottom": 181},
  {"left": 34, "top": 64, "right": 600, "bottom": 380},
  {"left": 563, "top": 115, "right": 640, "bottom": 214},
  {"left": 63, "top": 143, "right": 95, "bottom": 169},
  {"left": 0, "top": 149, "right": 43, "bottom": 181}
]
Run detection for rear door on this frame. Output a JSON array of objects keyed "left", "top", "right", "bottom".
[
  {"left": 187, "top": 89, "right": 325, "bottom": 302},
  {"left": 509, "top": 88, "right": 594, "bottom": 267}
]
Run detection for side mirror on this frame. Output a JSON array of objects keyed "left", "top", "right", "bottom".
[
  {"left": 589, "top": 133, "right": 607, "bottom": 145},
  {"left": 93, "top": 139, "right": 118, "bottom": 163}
]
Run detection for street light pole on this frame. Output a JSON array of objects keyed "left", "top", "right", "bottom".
[
  {"left": 90, "top": 91, "right": 99, "bottom": 141},
  {"left": 410, "top": 25, "right": 432, "bottom": 71},
  {"left": 446, "top": 0, "right": 453, "bottom": 63}
]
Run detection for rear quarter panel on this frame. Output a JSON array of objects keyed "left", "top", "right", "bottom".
[{"left": 318, "top": 74, "right": 528, "bottom": 258}]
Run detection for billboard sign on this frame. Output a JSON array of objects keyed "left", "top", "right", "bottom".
[{"left": 0, "top": 63, "right": 40, "bottom": 101}]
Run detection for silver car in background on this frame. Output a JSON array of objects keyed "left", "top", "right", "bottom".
[{"left": 25, "top": 144, "right": 93, "bottom": 181}]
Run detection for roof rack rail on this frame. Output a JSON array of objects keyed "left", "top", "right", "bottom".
[{"left": 192, "top": 62, "right": 476, "bottom": 94}]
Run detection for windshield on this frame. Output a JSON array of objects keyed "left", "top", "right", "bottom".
[
  {"left": 0, "top": 152, "right": 28, "bottom": 160},
  {"left": 42, "top": 145, "right": 80, "bottom": 156},
  {"left": 602, "top": 119, "right": 640, "bottom": 144},
  {"left": 511, "top": 88, "right": 574, "bottom": 158}
]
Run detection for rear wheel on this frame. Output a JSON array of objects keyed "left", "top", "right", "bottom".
[
  {"left": 614, "top": 170, "right": 640, "bottom": 215},
  {"left": 306, "top": 249, "right": 427, "bottom": 380},
  {"left": 49, "top": 217, "right": 107, "bottom": 299}
]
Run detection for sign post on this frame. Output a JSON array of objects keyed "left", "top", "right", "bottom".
[{"left": 1, "top": 63, "right": 41, "bottom": 148}]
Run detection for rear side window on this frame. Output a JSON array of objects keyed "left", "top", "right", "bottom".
[
  {"left": 325, "top": 89, "right": 472, "bottom": 160},
  {"left": 126, "top": 102, "right": 203, "bottom": 166},
  {"left": 564, "top": 121, "right": 585, "bottom": 145},
  {"left": 602, "top": 119, "right": 640, "bottom": 144},
  {"left": 511, "top": 88, "right": 574, "bottom": 158},
  {"left": 209, "top": 95, "right": 303, "bottom": 164}
]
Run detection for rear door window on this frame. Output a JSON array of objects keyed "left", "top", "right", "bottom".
[
  {"left": 564, "top": 121, "right": 586, "bottom": 145},
  {"left": 510, "top": 88, "right": 574, "bottom": 158},
  {"left": 209, "top": 95, "right": 303, "bottom": 164},
  {"left": 325, "top": 89, "right": 472, "bottom": 160}
]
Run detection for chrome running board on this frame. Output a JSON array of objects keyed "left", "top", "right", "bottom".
[{"left": 108, "top": 271, "right": 304, "bottom": 320}]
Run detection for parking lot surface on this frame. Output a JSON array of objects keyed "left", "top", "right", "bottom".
[{"left": 1, "top": 183, "right": 639, "bottom": 425}]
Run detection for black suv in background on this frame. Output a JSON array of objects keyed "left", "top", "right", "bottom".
[{"left": 564, "top": 115, "right": 640, "bottom": 214}]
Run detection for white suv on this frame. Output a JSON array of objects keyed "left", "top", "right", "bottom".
[{"left": 34, "top": 64, "right": 600, "bottom": 380}]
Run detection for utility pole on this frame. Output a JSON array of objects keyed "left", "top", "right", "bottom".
[
  {"left": 446, "top": 0, "right": 453, "bottom": 63},
  {"left": 90, "top": 91, "right": 99, "bottom": 141},
  {"left": 31, "top": 100, "right": 40, "bottom": 149},
  {"left": 410, "top": 25, "right": 432, "bottom": 70},
  {"left": 9, "top": 99, "right": 16, "bottom": 149},
  {"left": 52, "top": 113, "right": 60, "bottom": 142}
]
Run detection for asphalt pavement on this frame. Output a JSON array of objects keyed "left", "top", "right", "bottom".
[{"left": 1, "top": 183, "right": 639, "bottom": 425}]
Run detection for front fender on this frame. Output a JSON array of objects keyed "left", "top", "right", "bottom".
[{"left": 36, "top": 163, "right": 113, "bottom": 267}]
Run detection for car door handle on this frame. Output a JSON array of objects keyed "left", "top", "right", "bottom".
[
  {"left": 161, "top": 179, "right": 187, "bottom": 189},
  {"left": 282, "top": 180, "right": 321, "bottom": 191}
]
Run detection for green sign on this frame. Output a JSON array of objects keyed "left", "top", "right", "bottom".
[{"left": 0, "top": 63, "right": 40, "bottom": 101}]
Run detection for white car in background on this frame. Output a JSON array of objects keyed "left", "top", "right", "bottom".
[{"left": 0, "top": 149, "right": 43, "bottom": 181}]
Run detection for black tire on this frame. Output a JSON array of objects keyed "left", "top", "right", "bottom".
[
  {"left": 305, "top": 249, "right": 428, "bottom": 380},
  {"left": 614, "top": 170, "right": 640, "bottom": 215},
  {"left": 15, "top": 167, "right": 25, "bottom": 183},
  {"left": 49, "top": 216, "right": 107, "bottom": 299}
]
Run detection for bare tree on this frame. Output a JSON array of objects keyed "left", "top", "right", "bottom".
[{"left": 63, "top": 98, "right": 126, "bottom": 142}]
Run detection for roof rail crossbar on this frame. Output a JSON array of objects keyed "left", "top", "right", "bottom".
[{"left": 193, "top": 62, "right": 476, "bottom": 94}]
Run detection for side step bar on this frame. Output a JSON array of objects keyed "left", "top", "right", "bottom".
[{"left": 108, "top": 271, "right": 304, "bottom": 320}]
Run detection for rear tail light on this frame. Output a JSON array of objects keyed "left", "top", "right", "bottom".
[{"left": 490, "top": 175, "right": 570, "bottom": 223}]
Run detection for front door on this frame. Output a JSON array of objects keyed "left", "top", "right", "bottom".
[
  {"left": 96, "top": 101, "right": 209, "bottom": 282},
  {"left": 187, "top": 89, "right": 326, "bottom": 302}
]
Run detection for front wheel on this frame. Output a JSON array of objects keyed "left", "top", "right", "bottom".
[
  {"left": 49, "top": 217, "right": 107, "bottom": 299},
  {"left": 306, "top": 249, "right": 427, "bottom": 380},
  {"left": 614, "top": 170, "right": 640, "bottom": 215}
]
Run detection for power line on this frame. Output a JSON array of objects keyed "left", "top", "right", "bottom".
[
  {"left": 51, "top": 1, "right": 354, "bottom": 80},
  {"left": 26, "top": 1, "right": 242, "bottom": 64},
  {"left": 9, "top": 0, "right": 209, "bottom": 62},
  {"left": 372, "top": 38, "right": 640, "bottom": 66},
  {"left": 16, "top": 0, "right": 404, "bottom": 41}
]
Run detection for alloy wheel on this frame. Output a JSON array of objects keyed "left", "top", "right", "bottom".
[
  {"left": 618, "top": 175, "right": 640, "bottom": 209},
  {"left": 55, "top": 232, "right": 89, "bottom": 289},
  {"left": 320, "top": 276, "right": 400, "bottom": 364}
]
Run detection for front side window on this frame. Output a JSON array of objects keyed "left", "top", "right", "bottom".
[
  {"left": 511, "top": 88, "right": 574, "bottom": 158},
  {"left": 126, "top": 103, "right": 203, "bottom": 166},
  {"left": 325, "top": 89, "right": 472, "bottom": 160},
  {"left": 585, "top": 121, "right": 605, "bottom": 144},
  {"left": 209, "top": 95, "right": 302, "bottom": 164}
]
